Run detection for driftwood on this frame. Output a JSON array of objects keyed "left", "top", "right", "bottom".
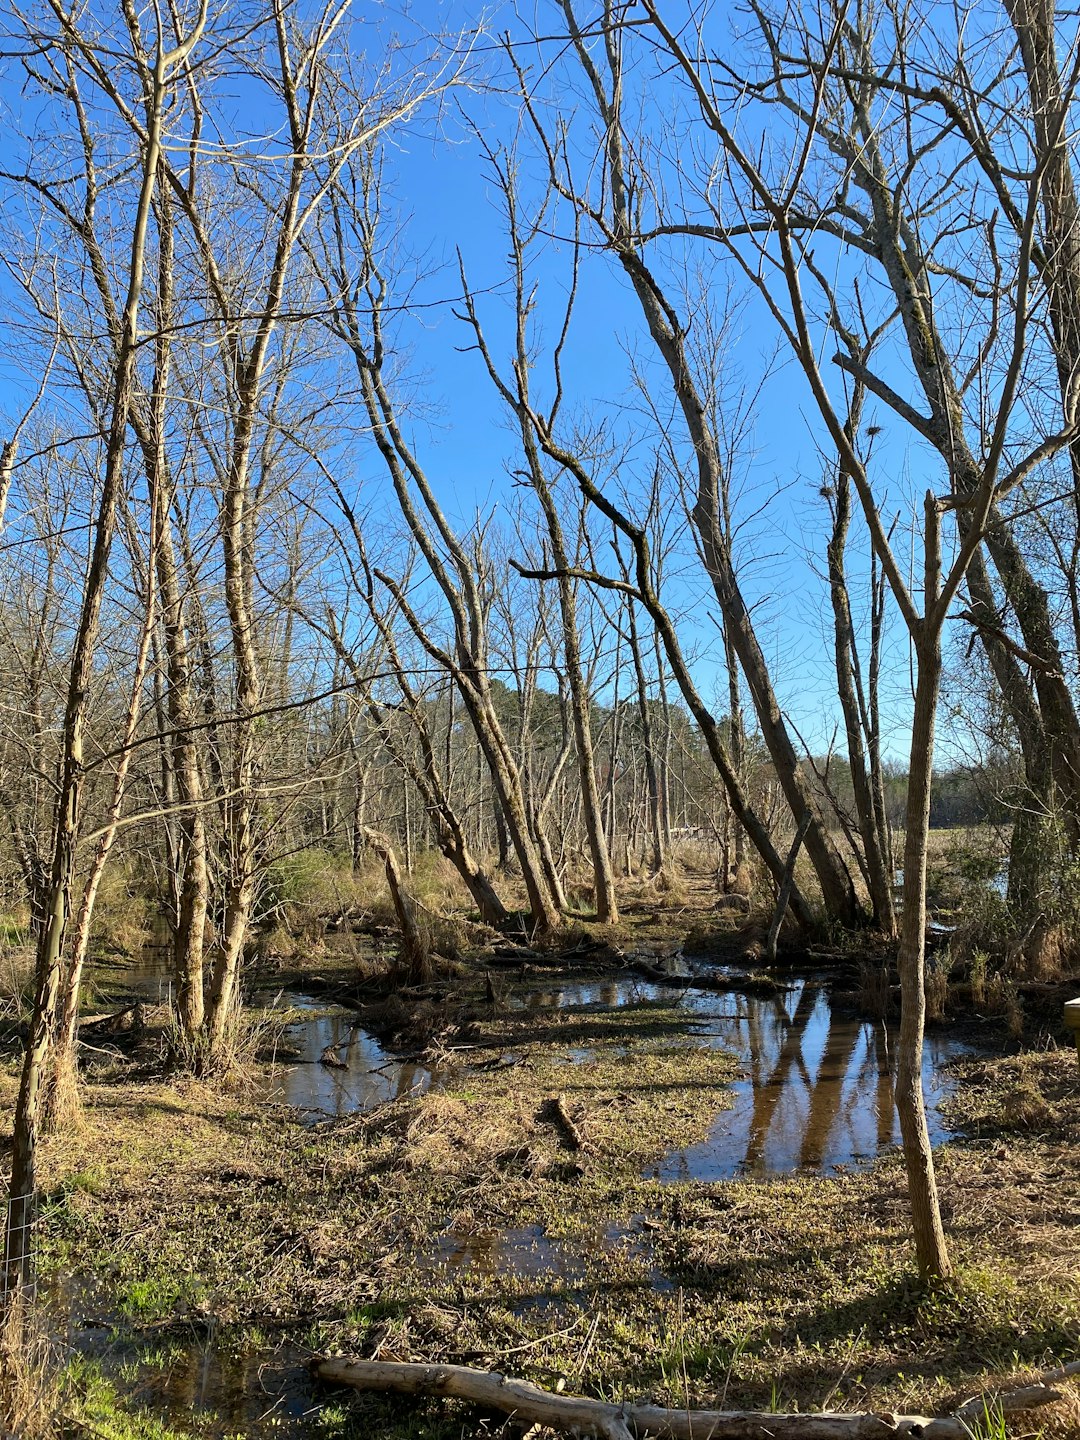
[
  {"left": 79, "top": 1002, "right": 144, "bottom": 1033},
  {"left": 312, "top": 1356, "right": 1079, "bottom": 1440}
]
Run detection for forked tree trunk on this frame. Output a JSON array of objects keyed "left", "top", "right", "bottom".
[
  {"left": 555, "top": 0, "right": 861, "bottom": 926},
  {"left": 134, "top": 181, "right": 208, "bottom": 1038},
  {"left": 458, "top": 262, "right": 619, "bottom": 923},
  {"left": 828, "top": 458, "right": 897, "bottom": 934}
]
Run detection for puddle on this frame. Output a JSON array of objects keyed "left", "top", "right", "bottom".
[
  {"left": 91, "top": 946, "right": 177, "bottom": 1005},
  {"left": 654, "top": 979, "right": 976, "bottom": 1180},
  {"left": 422, "top": 1223, "right": 588, "bottom": 1280},
  {"left": 88, "top": 951, "right": 441, "bottom": 1125},
  {"left": 49, "top": 1273, "right": 316, "bottom": 1439},
  {"left": 421, "top": 1218, "right": 673, "bottom": 1291},
  {"left": 256, "top": 994, "right": 439, "bottom": 1122}
]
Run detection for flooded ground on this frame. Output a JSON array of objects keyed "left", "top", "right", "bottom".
[
  {"left": 502, "top": 967, "right": 973, "bottom": 1178},
  {"left": 63, "top": 946, "right": 987, "bottom": 1439},
  {"left": 52, "top": 1272, "right": 317, "bottom": 1439},
  {"left": 257, "top": 997, "right": 437, "bottom": 1120},
  {"left": 91, "top": 950, "right": 975, "bottom": 1174},
  {"left": 653, "top": 978, "right": 974, "bottom": 1179}
]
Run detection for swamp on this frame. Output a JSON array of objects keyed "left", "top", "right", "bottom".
[
  {"left": 3, "top": 0, "right": 1080, "bottom": 1433},
  {"left": 5, "top": 849, "right": 1079, "bottom": 1439}
]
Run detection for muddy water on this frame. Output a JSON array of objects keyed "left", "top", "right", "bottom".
[
  {"left": 49, "top": 1272, "right": 319, "bottom": 1439},
  {"left": 257, "top": 998, "right": 437, "bottom": 1120}
]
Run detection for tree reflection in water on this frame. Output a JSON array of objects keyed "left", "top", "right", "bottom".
[{"left": 659, "top": 980, "right": 973, "bottom": 1180}]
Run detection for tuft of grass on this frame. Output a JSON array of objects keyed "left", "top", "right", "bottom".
[
  {"left": 0, "top": 1304, "right": 61, "bottom": 1440},
  {"left": 0, "top": 941, "right": 36, "bottom": 1021},
  {"left": 858, "top": 961, "right": 891, "bottom": 1020},
  {"left": 925, "top": 959, "right": 950, "bottom": 1022},
  {"left": 63, "top": 1357, "right": 201, "bottom": 1440}
]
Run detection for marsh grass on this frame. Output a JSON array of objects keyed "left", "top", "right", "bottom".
[
  {"left": 857, "top": 960, "right": 892, "bottom": 1020},
  {"left": 0, "top": 940, "right": 35, "bottom": 1022}
]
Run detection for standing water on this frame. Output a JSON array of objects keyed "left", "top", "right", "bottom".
[{"left": 652, "top": 976, "right": 975, "bottom": 1179}]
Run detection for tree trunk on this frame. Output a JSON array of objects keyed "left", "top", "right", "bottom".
[
  {"left": 626, "top": 592, "right": 667, "bottom": 876},
  {"left": 365, "top": 829, "right": 430, "bottom": 985},
  {"left": 895, "top": 629, "right": 952, "bottom": 1281},
  {"left": 4, "top": 25, "right": 182, "bottom": 1305},
  {"left": 828, "top": 457, "right": 897, "bottom": 934},
  {"left": 45, "top": 517, "right": 158, "bottom": 1130}
]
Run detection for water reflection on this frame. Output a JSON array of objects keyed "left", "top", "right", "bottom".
[
  {"left": 49, "top": 1273, "right": 315, "bottom": 1439},
  {"left": 421, "top": 1218, "right": 673, "bottom": 1290},
  {"left": 96, "top": 955, "right": 974, "bottom": 1172},
  {"left": 508, "top": 978, "right": 670, "bottom": 1010},
  {"left": 423, "top": 1224, "right": 587, "bottom": 1280},
  {"left": 258, "top": 1002, "right": 436, "bottom": 1120},
  {"left": 658, "top": 980, "right": 973, "bottom": 1180}
]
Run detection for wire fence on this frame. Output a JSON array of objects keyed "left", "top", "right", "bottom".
[{"left": 0, "top": 1202, "right": 40, "bottom": 1308}]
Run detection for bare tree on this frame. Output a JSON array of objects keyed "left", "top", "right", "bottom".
[
  {"left": 4, "top": 0, "right": 209, "bottom": 1314},
  {"left": 455, "top": 150, "right": 619, "bottom": 923},
  {"left": 315, "top": 168, "right": 563, "bottom": 934},
  {"left": 514, "top": 3, "right": 865, "bottom": 927},
  {"left": 621, "top": 0, "right": 1080, "bottom": 1277}
]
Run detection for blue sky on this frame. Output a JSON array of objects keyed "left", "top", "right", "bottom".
[
  {"left": 0, "top": 0, "right": 996, "bottom": 766},
  {"left": 352, "top": 0, "right": 927, "bottom": 759}
]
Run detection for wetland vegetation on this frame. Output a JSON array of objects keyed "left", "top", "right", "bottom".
[
  {"left": 3, "top": 0, "right": 1080, "bottom": 1433},
  {"left": 4, "top": 851, "right": 1079, "bottom": 1439}
]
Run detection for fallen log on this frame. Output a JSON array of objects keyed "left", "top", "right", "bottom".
[
  {"left": 627, "top": 962, "right": 793, "bottom": 997},
  {"left": 540, "top": 1093, "right": 583, "bottom": 1150},
  {"left": 311, "top": 1356, "right": 1072, "bottom": 1440}
]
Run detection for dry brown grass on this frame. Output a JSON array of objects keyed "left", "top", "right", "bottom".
[
  {"left": 857, "top": 961, "right": 892, "bottom": 1020},
  {"left": 403, "top": 1091, "right": 523, "bottom": 1178},
  {"left": 925, "top": 959, "right": 950, "bottom": 1021},
  {"left": 0, "top": 943, "right": 35, "bottom": 1022},
  {"left": 0, "top": 1304, "right": 61, "bottom": 1440},
  {"left": 1039, "top": 1378, "right": 1080, "bottom": 1440},
  {"left": 1018, "top": 922, "right": 1076, "bottom": 983}
]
